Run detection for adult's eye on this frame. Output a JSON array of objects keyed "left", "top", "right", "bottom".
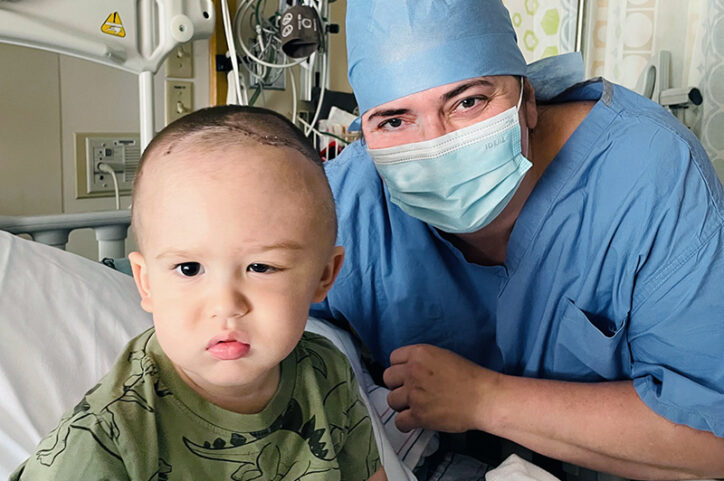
[
  {"left": 456, "top": 96, "right": 485, "bottom": 110},
  {"left": 379, "top": 118, "right": 403, "bottom": 129},
  {"left": 175, "top": 262, "right": 204, "bottom": 277},
  {"left": 247, "top": 263, "right": 276, "bottom": 274}
]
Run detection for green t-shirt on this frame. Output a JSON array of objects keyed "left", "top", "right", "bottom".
[{"left": 12, "top": 328, "right": 380, "bottom": 480}]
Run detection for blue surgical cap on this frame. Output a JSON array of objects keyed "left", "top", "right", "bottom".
[{"left": 346, "top": 0, "right": 583, "bottom": 117}]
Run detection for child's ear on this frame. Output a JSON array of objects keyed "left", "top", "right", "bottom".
[
  {"left": 312, "top": 246, "right": 345, "bottom": 303},
  {"left": 128, "top": 251, "right": 153, "bottom": 313}
]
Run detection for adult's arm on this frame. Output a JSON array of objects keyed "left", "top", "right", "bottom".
[
  {"left": 384, "top": 115, "right": 724, "bottom": 478},
  {"left": 385, "top": 225, "right": 724, "bottom": 478},
  {"left": 383, "top": 344, "right": 724, "bottom": 479}
]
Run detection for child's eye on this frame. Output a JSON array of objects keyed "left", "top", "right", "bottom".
[
  {"left": 175, "top": 262, "right": 204, "bottom": 277},
  {"left": 247, "top": 263, "right": 276, "bottom": 274}
]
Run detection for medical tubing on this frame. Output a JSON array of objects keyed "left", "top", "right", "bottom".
[
  {"left": 304, "top": 51, "right": 327, "bottom": 136},
  {"left": 226, "top": 70, "right": 249, "bottom": 105},
  {"left": 235, "top": 1, "right": 305, "bottom": 69},
  {"left": 97, "top": 163, "right": 120, "bottom": 210},
  {"left": 295, "top": 116, "right": 316, "bottom": 135},
  {"left": 254, "top": 24, "right": 268, "bottom": 80},
  {"left": 249, "top": 85, "right": 262, "bottom": 106},
  {"left": 289, "top": 67, "right": 298, "bottom": 124},
  {"left": 255, "top": 0, "right": 264, "bottom": 27},
  {"left": 221, "top": 0, "right": 244, "bottom": 105}
]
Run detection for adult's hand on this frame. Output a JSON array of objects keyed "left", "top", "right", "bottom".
[
  {"left": 385, "top": 344, "right": 724, "bottom": 479},
  {"left": 383, "top": 344, "right": 498, "bottom": 433}
]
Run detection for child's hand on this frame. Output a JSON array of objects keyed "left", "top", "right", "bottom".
[{"left": 367, "top": 467, "right": 387, "bottom": 481}]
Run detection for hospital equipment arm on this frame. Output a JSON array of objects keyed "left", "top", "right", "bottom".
[
  {"left": 0, "top": 0, "right": 215, "bottom": 149},
  {"left": 0, "top": 0, "right": 214, "bottom": 75}
]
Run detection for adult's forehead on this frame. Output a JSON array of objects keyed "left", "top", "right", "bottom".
[{"left": 346, "top": 0, "right": 527, "bottom": 115}]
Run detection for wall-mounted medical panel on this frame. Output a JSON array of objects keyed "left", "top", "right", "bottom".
[{"left": 74, "top": 133, "right": 140, "bottom": 199}]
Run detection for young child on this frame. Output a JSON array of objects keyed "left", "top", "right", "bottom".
[{"left": 11, "top": 106, "right": 385, "bottom": 480}]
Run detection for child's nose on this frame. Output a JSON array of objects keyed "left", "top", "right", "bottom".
[{"left": 208, "top": 283, "right": 249, "bottom": 321}]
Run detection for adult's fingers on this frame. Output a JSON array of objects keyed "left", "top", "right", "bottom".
[
  {"left": 382, "top": 363, "right": 406, "bottom": 389},
  {"left": 393, "top": 408, "right": 420, "bottom": 433},
  {"left": 386, "top": 385, "right": 409, "bottom": 412},
  {"left": 388, "top": 343, "right": 432, "bottom": 365}
]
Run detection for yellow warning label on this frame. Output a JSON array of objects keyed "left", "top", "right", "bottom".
[{"left": 101, "top": 12, "right": 126, "bottom": 38}]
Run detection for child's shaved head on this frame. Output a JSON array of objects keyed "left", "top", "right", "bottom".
[
  {"left": 132, "top": 106, "right": 336, "bottom": 250},
  {"left": 126, "top": 107, "right": 347, "bottom": 415}
]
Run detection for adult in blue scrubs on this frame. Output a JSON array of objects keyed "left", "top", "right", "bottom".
[{"left": 310, "top": 0, "right": 724, "bottom": 478}]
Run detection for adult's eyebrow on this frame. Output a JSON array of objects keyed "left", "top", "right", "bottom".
[
  {"left": 366, "top": 108, "right": 411, "bottom": 121},
  {"left": 441, "top": 79, "right": 495, "bottom": 103},
  {"left": 365, "top": 79, "right": 496, "bottom": 121}
]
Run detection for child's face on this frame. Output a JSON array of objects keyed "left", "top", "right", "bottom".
[{"left": 129, "top": 143, "right": 343, "bottom": 410}]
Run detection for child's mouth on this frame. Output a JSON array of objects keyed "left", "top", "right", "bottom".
[{"left": 207, "top": 339, "right": 250, "bottom": 360}]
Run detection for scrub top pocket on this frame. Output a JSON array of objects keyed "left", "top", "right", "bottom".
[{"left": 551, "top": 298, "right": 632, "bottom": 381}]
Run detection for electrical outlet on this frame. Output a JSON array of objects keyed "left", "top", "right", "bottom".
[
  {"left": 166, "top": 42, "right": 193, "bottom": 78},
  {"left": 75, "top": 133, "right": 140, "bottom": 199},
  {"left": 165, "top": 80, "right": 194, "bottom": 125}
]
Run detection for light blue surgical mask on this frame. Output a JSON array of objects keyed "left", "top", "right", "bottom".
[{"left": 368, "top": 80, "right": 532, "bottom": 234}]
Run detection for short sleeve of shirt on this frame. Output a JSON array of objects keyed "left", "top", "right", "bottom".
[
  {"left": 10, "top": 416, "right": 129, "bottom": 481},
  {"left": 631, "top": 226, "right": 724, "bottom": 435},
  {"left": 622, "top": 134, "right": 724, "bottom": 435},
  {"left": 559, "top": 103, "right": 724, "bottom": 436}
]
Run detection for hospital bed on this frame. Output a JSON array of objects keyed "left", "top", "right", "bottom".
[{"left": 0, "top": 211, "right": 131, "bottom": 260}]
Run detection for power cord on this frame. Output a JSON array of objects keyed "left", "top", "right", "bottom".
[
  {"left": 304, "top": 52, "right": 327, "bottom": 136},
  {"left": 221, "top": 0, "right": 244, "bottom": 104},
  {"left": 97, "top": 162, "right": 120, "bottom": 210}
]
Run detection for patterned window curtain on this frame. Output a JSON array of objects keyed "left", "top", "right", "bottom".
[
  {"left": 698, "top": 0, "right": 724, "bottom": 180},
  {"left": 581, "top": 0, "right": 724, "bottom": 181},
  {"left": 502, "top": 0, "right": 580, "bottom": 62}
]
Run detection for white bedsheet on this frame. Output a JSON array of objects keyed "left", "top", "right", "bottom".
[
  {"left": 0, "top": 231, "right": 561, "bottom": 481},
  {"left": 0, "top": 231, "right": 426, "bottom": 479},
  {"left": 0, "top": 232, "right": 153, "bottom": 476}
]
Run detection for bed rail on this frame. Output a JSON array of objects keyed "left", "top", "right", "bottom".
[{"left": 0, "top": 210, "right": 131, "bottom": 260}]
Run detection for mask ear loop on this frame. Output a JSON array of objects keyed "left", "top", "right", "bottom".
[
  {"left": 517, "top": 76, "right": 532, "bottom": 159},
  {"left": 516, "top": 76, "right": 525, "bottom": 111}
]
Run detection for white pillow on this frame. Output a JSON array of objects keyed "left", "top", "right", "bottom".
[{"left": 0, "top": 231, "right": 152, "bottom": 478}]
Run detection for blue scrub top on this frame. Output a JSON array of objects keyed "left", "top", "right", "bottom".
[{"left": 311, "top": 79, "right": 724, "bottom": 436}]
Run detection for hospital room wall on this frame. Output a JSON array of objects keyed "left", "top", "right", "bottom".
[
  {"left": 0, "top": 1, "right": 351, "bottom": 261},
  {"left": 0, "top": 0, "right": 350, "bottom": 253},
  {"left": 0, "top": 40, "right": 210, "bottom": 259}
]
